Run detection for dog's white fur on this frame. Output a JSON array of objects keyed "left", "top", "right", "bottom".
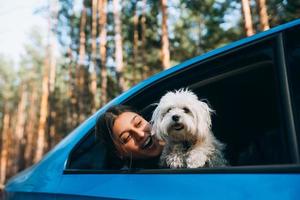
[{"left": 151, "top": 89, "right": 227, "bottom": 168}]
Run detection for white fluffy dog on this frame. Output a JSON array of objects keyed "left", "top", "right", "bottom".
[{"left": 151, "top": 89, "right": 227, "bottom": 168}]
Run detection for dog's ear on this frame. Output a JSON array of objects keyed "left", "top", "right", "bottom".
[
  {"left": 150, "top": 105, "right": 160, "bottom": 136},
  {"left": 150, "top": 105, "right": 166, "bottom": 141},
  {"left": 194, "top": 100, "right": 214, "bottom": 138}
]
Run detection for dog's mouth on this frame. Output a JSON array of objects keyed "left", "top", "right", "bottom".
[
  {"left": 171, "top": 123, "right": 184, "bottom": 131},
  {"left": 141, "top": 136, "right": 154, "bottom": 149}
]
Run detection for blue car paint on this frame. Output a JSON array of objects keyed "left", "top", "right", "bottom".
[
  {"left": 4, "top": 19, "right": 300, "bottom": 199},
  {"left": 56, "top": 174, "right": 300, "bottom": 200}
]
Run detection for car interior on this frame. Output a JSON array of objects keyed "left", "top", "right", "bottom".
[{"left": 67, "top": 37, "right": 294, "bottom": 171}]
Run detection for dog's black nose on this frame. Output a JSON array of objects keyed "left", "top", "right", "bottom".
[{"left": 172, "top": 115, "right": 180, "bottom": 122}]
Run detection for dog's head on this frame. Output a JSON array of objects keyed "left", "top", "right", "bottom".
[{"left": 151, "top": 89, "right": 213, "bottom": 142}]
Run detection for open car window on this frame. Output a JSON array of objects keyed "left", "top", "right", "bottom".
[{"left": 65, "top": 31, "right": 300, "bottom": 173}]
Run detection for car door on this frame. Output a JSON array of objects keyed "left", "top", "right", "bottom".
[{"left": 56, "top": 24, "right": 300, "bottom": 200}]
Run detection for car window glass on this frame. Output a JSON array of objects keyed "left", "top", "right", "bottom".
[
  {"left": 67, "top": 129, "right": 108, "bottom": 170},
  {"left": 285, "top": 26, "right": 300, "bottom": 147}
]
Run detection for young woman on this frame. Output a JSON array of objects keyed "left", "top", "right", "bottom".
[{"left": 95, "top": 105, "right": 164, "bottom": 170}]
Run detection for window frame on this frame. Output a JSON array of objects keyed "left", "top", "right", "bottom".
[{"left": 64, "top": 31, "right": 300, "bottom": 175}]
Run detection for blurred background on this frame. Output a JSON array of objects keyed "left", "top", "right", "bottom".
[{"left": 0, "top": 0, "right": 299, "bottom": 187}]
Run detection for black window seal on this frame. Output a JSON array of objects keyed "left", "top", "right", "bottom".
[
  {"left": 189, "top": 60, "right": 273, "bottom": 90},
  {"left": 276, "top": 33, "right": 300, "bottom": 163},
  {"left": 63, "top": 164, "right": 300, "bottom": 174}
]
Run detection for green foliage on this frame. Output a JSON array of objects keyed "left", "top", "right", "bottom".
[
  {"left": 0, "top": 56, "right": 16, "bottom": 102},
  {"left": 266, "top": 0, "right": 300, "bottom": 26}
]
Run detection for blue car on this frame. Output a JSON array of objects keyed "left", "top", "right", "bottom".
[{"left": 4, "top": 19, "right": 300, "bottom": 200}]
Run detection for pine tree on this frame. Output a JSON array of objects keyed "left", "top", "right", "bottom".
[
  {"left": 256, "top": 0, "right": 270, "bottom": 31},
  {"left": 99, "top": 0, "right": 108, "bottom": 106},
  {"left": 15, "top": 84, "right": 28, "bottom": 171},
  {"left": 34, "top": 44, "right": 50, "bottom": 163},
  {"left": 34, "top": 2, "right": 56, "bottom": 163},
  {"left": 90, "top": 0, "right": 99, "bottom": 112},
  {"left": 160, "top": 0, "right": 171, "bottom": 69},
  {"left": 132, "top": 1, "right": 139, "bottom": 85},
  {"left": 140, "top": 0, "right": 148, "bottom": 80},
  {"left": 113, "top": 0, "right": 126, "bottom": 91},
  {"left": 241, "top": 0, "right": 255, "bottom": 36},
  {"left": 0, "top": 101, "right": 11, "bottom": 187},
  {"left": 77, "top": 4, "right": 87, "bottom": 122}
]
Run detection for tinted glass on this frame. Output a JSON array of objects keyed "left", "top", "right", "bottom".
[
  {"left": 67, "top": 129, "right": 108, "bottom": 170},
  {"left": 284, "top": 26, "right": 300, "bottom": 147}
]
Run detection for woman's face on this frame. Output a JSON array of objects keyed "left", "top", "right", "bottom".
[{"left": 112, "top": 112, "right": 163, "bottom": 159}]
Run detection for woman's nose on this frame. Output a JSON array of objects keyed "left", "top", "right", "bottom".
[{"left": 132, "top": 127, "right": 146, "bottom": 141}]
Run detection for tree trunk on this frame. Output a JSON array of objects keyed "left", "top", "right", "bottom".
[
  {"left": 77, "top": 6, "right": 87, "bottom": 122},
  {"left": 160, "top": 0, "right": 170, "bottom": 69},
  {"left": 49, "top": 2, "right": 58, "bottom": 94},
  {"left": 67, "top": 9, "right": 78, "bottom": 129},
  {"left": 67, "top": 47, "right": 78, "bottom": 129},
  {"left": 113, "top": 0, "right": 126, "bottom": 92},
  {"left": 6, "top": 112, "right": 16, "bottom": 180},
  {"left": 256, "top": 0, "right": 270, "bottom": 31},
  {"left": 132, "top": 2, "right": 139, "bottom": 85},
  {"left": 47, "top": 27, "right": 56, "bottom": 150},
  {"left": 141, "top": 0, "right": 148, "bottom": 80},
  {"left": 34, "top": 1, "right": 58, "bottom": 162},
  {"left": 48, "top": 4, "right": 58, "bottom": 150},
  {"left": 78, "top": 7, "right": 87, "bottom": 67},
  {"left": 48, "top": 102, "right": 57, "bottom": 150},
  {"left": 91, "top": 0, "right": 98, "bottom": 62},
  {"left": 90, "top": 0, "right": 99, "bottom": 113},
  {"left": 34, "top": 52, "right": 50, "bottom": 163},
  {"left": 24, "top": 84, "right": 38, "bottom": 167},
  {"left": 0, "top": 102, "right": 10, "bottom": 186},
  {"left": 15, "top": 84, "right": 28, "bottom": 171},
  {"left": 98, "top": 0, "right": 108, "bottom": 106},
  {"left": 241, "top": 0, "right": 255, "bottom": 36}
]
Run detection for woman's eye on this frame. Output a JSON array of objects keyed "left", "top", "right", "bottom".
[
  {"left": 136, "top": 120, "right": 142, "bottom": 128},
  {"left": 183, "top": 107, "right": 190, "bottom": 113},
  {"left": 120, "top": 133, "right": 132, "bottom": 144}
]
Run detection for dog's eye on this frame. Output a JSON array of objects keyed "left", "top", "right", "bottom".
[
  {"left": 183, "top": 107, "right": 190, "bottom": 113},
  {"left": 162, "top": 108, "right": 172, "bottom": 117}
]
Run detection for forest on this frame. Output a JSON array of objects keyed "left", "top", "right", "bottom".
[{"left": 0, "top": 0, "right": 299, "bottom": 187}]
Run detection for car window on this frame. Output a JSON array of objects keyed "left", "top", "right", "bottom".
[
  {"left": 285, "top": 26, "right": 300, "bottom": 149},
  {"left": 66, "top": 33, "right": 298, "bottom": 172},
  {"left": 67, "top": 128, "right": 108, "bottom": 170}
]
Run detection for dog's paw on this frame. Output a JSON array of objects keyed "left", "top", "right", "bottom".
[
  {"left": 166, "top": 154, "right": 185, "bottom": 168},
  {"left": 186, "top": 150, "right": 207, "bottom": 168}
]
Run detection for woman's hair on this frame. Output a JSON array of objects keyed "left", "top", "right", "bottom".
[{"left": 95, "top": 105, "right": 136, "bottom": 169}]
